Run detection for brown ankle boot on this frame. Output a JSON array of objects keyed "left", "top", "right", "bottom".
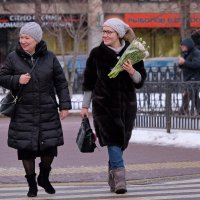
[{"left": 110, "top": 167, "right": 127, "bottom": 194}]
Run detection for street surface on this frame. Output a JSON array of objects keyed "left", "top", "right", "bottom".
[
  {"left": 1, "top": 178, "right": 200, "bottom": 200},
  {"left": 1, "top": 115, "right": 200, "bottom": 199}
]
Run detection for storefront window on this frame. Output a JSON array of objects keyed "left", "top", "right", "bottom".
[
  {"left": 43, "top": 30, "right": 87, "bottom": 55},
  {"left": 134, "top": 28, "right": 180, "bottom": 57}
]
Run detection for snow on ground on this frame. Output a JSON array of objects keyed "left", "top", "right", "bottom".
[
  {"left": 1, "top": 93, "right": 200, "bottom": 149},
  {"left": 131, "top": 128, "right": 200, "bottom": 149}
]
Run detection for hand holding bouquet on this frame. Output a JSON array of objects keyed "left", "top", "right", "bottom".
[{"left": 108, "top": 38, "right": 149, "bottom": 78}]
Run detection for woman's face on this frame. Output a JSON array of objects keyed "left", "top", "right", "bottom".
[
  {"left": 19, "top": 34, "right": 37, "bottom": 54},
  {"left": 102, "top": 26, "right": 119, "bottom": 47}
]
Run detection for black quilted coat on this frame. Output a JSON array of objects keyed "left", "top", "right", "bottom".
[
  {"left": 0, "top": 41, "right": 71, "bottom": 151},
  {"left": 83, "top": 42, "right": 147, "bottom": 150}
]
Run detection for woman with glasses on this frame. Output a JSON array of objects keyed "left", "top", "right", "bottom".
[{"left": 80, "top": 18, "right": 147, "bottom": 194}]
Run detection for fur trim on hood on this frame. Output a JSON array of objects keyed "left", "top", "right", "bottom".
[{"left": 123, "top": 28, "right": 136, "bottom": 43}]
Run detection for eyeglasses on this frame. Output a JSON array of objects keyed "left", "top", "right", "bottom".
[{"left": 102, "top": 30, "right": 116, "bottom": 36}]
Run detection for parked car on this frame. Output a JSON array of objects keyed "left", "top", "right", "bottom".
[
  {"left": 144, "top": 57, "right": 178, "bottom": 71},
  {"left": 57, "top": 54, "right": 87, "bottom": 75},
  {"left": 144, "top": 57, "right": 182, "bottom": 81}
]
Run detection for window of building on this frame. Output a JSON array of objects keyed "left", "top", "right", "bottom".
[
  {"left": 134, "top": 28, "right": 180, "bottom": 57},
  {"left": 43, "top": 29, "right": 87, "bottom": 55}
]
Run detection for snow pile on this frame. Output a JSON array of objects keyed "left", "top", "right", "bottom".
[{"left": 131, "top": 128, "right": 200, "bottom": 149}]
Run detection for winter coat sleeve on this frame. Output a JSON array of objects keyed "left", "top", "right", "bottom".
[
  {"left": 133, "top": 60, "right": 147, "bottom": 89},
  {"left": 0, "top": 53, "right": 21, "bottom": 91},
  {"left": 53, "top": 55, "right": 72, "bottom": 110},
  {"left": 130, "top": 70, "right": 141, "bottom": 83},
  {"left": 82, "top": 50, "right": 97, "bottom": 91},
  {"left": 183, "top": 49, "right": 200, "bottom": 70},
  {"left": 82, "top": 91, "right": 92, "bottom": 108}
]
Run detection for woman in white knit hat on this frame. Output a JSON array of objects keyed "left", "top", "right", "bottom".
[
  {"left": 80, "top": 18, "right": 147, "bottom": 194},
  {"left": 0, "top": 22, "right": 71, "bottom": 197}
]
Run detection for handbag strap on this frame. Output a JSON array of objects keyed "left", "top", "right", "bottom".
[
  {"left": 29, "top": 58, "right": 39, "bottom": 74},
  {"left": 83, "top": 116, "right": 92, "bottom": 132},
  {"left": 15, "top": 58, "right": 39, "bottom": 98}
]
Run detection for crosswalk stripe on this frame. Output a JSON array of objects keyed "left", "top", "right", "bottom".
[
  {"left": 1, "top": 178, "right": 200, "bottom": 200},
  {"left": 0, "top": 183, "right": 200, "bottom": 194}
]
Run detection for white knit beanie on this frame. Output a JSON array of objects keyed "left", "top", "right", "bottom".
[
  {"left": 103, "top": 18, "right": 130, "bottom": 38},
  {"left": 20, "top": 22, "right": 43, "bottom": 43}
]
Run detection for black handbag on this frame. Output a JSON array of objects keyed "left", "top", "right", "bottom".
[
  {"left": 0, "top": 91, "right": 19, "bottom": 117},
  {"left": 0, "top": 58, "right": 39, "bottom": 118},
  {"left": 76, "top": 117, "right": 97, "bottom": 153}
]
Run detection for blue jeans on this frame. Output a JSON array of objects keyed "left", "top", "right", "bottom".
[{"left": 107, "top": 145, "right": 124, "bottom": 170}]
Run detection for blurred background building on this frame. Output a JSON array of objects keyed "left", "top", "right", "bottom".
[
  {"left": 0, "top": 0, "right": 199, "bottom": 66},
  {"left": 0, "top": 0, "right": 200, "bottom": 93}
]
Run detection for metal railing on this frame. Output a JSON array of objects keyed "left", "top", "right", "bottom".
[
  {"left": 69, "top": 80, "right": 200, "bottom": 131},
  {"left": 70, "top": 66, "right": 183, "bottom": 93},
  {"left": 1, "top": 68, "right": 200, "bottom": 132},
  {"left": 0, "top": 66, "right": 182, "bottom": 95},
  {"left": 145, "top": 66, "right": 183, "bottom": 82},
  {"left": 136, "top": 81, "right": 200, "bottom": 132}
]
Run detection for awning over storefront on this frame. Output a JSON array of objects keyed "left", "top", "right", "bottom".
[{"left": 125, "top": 13, "right": 200, "bottom": 28}]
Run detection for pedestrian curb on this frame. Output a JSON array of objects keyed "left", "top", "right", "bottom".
[
  {"left": 1, "top": 161, "right": 200, "bottom": 184},
  {"left": 2, "top": 173, "right": 200, "bottom": 186},
  {"left": 2, "top": 161, "right": 200, "bottom": 177}
]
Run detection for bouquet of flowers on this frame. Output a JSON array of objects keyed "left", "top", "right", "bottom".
[{"left": 108, "top": 38, "right": 149, "bottom": 78}]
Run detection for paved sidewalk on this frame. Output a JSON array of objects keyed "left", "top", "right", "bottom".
[{"left": 1, "top": 115, "right": 200, "bottom": 185}]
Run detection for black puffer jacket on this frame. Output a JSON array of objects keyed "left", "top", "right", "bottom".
[
  {"left": 83, "top": 42, "right": 146, "bottom": 150},
  {"left": 180, "top": 38, "right": 200, "bottom": 81},
  {"left": 0, "top": 41, "right": 71, "bottom": 151}
]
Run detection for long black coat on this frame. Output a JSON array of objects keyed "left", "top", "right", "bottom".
[
  {"left": 0, "top": 41, "right": 71, "bottom": 151},
  {"left": 83, "top": 42, "right": 146, "bottom": 150}
]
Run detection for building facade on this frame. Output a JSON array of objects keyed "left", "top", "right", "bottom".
[{"left": 0, "top": 0, "right": 200, "bottom": 65}]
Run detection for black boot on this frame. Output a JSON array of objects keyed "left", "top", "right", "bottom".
[
  {"left": 25, "top": 173, "right": 38, "bottom": 197},
  {"left": 37, "top": 163, "right": 55, "bottom": 194}
]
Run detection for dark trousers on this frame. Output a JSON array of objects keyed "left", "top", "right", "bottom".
[{"left": 180, "top": 86, "right": 200, "bottom": 115}]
